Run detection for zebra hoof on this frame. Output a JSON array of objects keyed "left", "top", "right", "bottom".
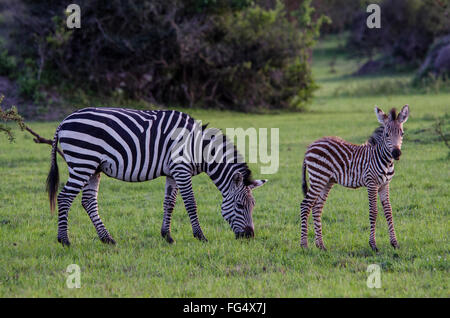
[
  {"left": 316, "top": 243, "right": 327, "bottom": 251},
  {"left": 391, "top": 241, "right": 399, "bottom": 249},
  {"left": 100, "top": 236, "right": 116, "bottom": 245},
  {"left": 57, "top": 237, "right": 71, "bottom": 247},
  {"left": 194, "top": 233, "right": 208, "bottom": 242},
  {"left": 161, "top": 232, "right": 175, "bottom": 244},
  {"left": 370, "top": 245, "right": 379, "bottom": 253}
]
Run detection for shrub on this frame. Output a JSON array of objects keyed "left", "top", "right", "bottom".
[
  {"left": 311, "top": 0, "right": 370, "bottom": 34},
  {"left": 0, "top": 48, "right": 16, "bottom": 77},
  {"left": 8, "top": 0, "right": 325, "bottom": 111}
]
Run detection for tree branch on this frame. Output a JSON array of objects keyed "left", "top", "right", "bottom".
[{"left": 24, "top": 125, "right": 66, "bottom": 160}]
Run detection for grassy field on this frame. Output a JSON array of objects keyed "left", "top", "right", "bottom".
[{"left": 0, "top": 37, "right": 448, "bottom": 297}]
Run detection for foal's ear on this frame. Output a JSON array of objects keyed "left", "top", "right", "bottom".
[
  {"left": 397, "top": 104, "right": 409, "bottom": 124},
  {"left": 249, "top": 179, "right": 267, "bottom": 190},
  {"left": 375, "top": 106, "right": 388, "bottom": 125},
  {"left": 232, "top": 172, "right": 243, "bottom": 186}
]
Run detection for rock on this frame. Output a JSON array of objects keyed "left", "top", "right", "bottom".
[
  {"left": 416, "top": 35, "right": 450, "bottom": 80},
  {"left": 434, "top": 44, "right": 450, "bottom": 76}
]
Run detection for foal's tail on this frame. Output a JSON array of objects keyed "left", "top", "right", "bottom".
[
  {"left": 302, "top": 157, "right": 308, "bottom": 197},
  {"left": 46, "top": 127, "right": 61, "bottom": 214}
]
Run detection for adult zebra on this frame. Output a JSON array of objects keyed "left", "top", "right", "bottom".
[
  {"left": 301, "top": 105, "right": 409, "bottom": 251},
  {"left": 47, "top": 107, "right": 267, "bottom": 246}
]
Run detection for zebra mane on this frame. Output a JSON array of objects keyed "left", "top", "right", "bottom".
[
  {"left": 238, "top": 162, "right": 254, "bottom": 186},
  {"left": 218, "top": 131, "right": 254, "bottom": 186},
  {"left": 201, "top": 125, "right": 254, "bottom": 186},
  {"left": 367, "top": 125, "right": 384, "bottom": 146}
]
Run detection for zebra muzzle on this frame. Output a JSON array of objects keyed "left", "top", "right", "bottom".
[
  {"left": 235, "top": 226, "right": 254, "bottom": 239},
  {"left": 392, "top": 148, "right": 402, "bottom": 160}
]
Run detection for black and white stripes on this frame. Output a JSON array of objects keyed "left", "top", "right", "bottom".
[
  {"left": 300, "top": 105, "right": 409, "bottom": 251},
  {"left": 47, "top": 107, "right": 267, "bottom": 246}
]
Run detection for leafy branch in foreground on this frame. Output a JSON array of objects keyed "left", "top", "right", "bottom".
[
  {"left": 0, "top": 95, "right": 25, "bottom": 142},
  {"left": 0, "top": 95, "right": 65, "bottom": 160}
]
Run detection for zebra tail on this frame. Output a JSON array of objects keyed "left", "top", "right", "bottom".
[
  {"left": 302, "top": 158, "right": 308, "bottom": 197},
  {"left": 46, "top": 128, "right": 60, "bottom": 214}
]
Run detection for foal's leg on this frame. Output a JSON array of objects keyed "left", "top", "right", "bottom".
[
  {"left": 312, "top": 182, "right": 333, "bottom": 250},
  {"left": 81, "top": 173, "right": 115, "bottom": 244},
  {"left": 300, "top": 184, "right": 322, "bottom": 248},
  {"left": 378, "top": 183, "right": 399, "bottom": 248},
  {"left": 161, "top": 176, "right": 179, "bottom": 243},
  {"left": 367, "top": 183, "right": 379, "bottom": 252}
]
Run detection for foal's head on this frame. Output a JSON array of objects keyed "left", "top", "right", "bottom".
[{"left": 375, "top": 105, "right": 410, "bottom": 160}]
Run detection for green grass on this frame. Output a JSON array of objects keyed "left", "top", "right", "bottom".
[{"left": 0, "top": 37, "right": 449, "bottom": 297}]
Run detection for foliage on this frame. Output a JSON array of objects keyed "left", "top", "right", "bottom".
[
  {"left": 0, "top": 47, "right": 16, "bottom": 77},
  {"left": 433, "top": 113, "right": 450, "bottom": 157},
  {"left": 0, "top": 95, "right": 25, "bottom": 142},
  {"left": 347, "top": 0, "right": 450, "bottom": 67},
  {"left": 310, "top": 0, "right": 372, "bottom": 34},
  {"left": 8, "top": 0, "right": 326, "bottom": 111}
]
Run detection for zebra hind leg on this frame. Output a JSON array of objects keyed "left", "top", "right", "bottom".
[
  {"left": 161, "top": 177, "right": 178, "bottom": 244},
  {"left": 81, "top": 173, "right": 116, "bottom": 245},
  {"left": 312, "top": 183, "right": 333, "bottom": 250},
  {"left": 300, "top": 185, "right": 321, "bottom": 249},
  {"left": 57, "top": 176, "right": 84, "bottom": 246}
]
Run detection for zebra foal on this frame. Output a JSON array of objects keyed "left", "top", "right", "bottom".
[
  {"left": 47, "top": 108, "right": 267, "bottom": 246},
  {"left": 300, "top": 105, "right": 409, "bottom": 251}
]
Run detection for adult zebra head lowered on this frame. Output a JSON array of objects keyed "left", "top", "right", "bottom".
[
  {"left": 46, "top": 108, "right": 267, "bottom": 246},
  {"left": 222, "top": 171, "right": 267, "bottom": 238}
]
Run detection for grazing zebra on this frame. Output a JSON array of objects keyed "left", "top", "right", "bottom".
[
  {"left": 47, "top": 107, "right": 267, "bottom": 246},
  {"left": 300, "top": 105, "right": 409, "bottom": 251}
]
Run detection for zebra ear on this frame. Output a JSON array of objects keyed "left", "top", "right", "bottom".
[
  {"left": 249, "top": 179, "right": 267, "bottom": 190},
  {"left": 375, "top": 106, "right": 388, "bottom": 125},
  {"left": 232, "top": 172, "right": 243, "bottom": 186},
  {"left": 397, "top": 104, "right": 409, "bottom": 124}
]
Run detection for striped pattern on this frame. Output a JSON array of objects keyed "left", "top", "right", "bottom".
[
  {"left": 300, "top": 105, "right": 409, "bottom": 251},
  {"left": 48, "top": 107, "right": 266, "bottom": 246}
]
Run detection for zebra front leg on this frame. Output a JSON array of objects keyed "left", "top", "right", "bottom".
[
  {"left": 300, "top": 185, "right": 321, "bottom": 248},
  {"left": 173, "top": 172, "right": 207, "bottom": 242},
  {"left": 367, "top": 183, "right": 379, "bottom": 252},
  {"left": 161, "top": 177, "right": 178, "bottom": 243},
  {"left": 312, "top": 183, "right": 333, "bottom": 250},
  {"left": 81, "top": 173, "right": 116, "bottom": 245},
  {"left": 379, "top": 183, "right": 399, "bottom": 249},
  {"left": 57, "top": 177, "right": 83, "bottom": 246}
]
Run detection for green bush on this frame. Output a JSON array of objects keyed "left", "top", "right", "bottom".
[
  {"left": 0, "top": 49, "right": 16, "bottom": 77},
  {"left": 8, "top": 0, "right": 325, "bottom": 111}
]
